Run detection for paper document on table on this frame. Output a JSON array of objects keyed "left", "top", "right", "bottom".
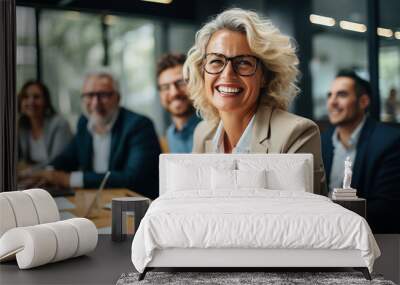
[
  {"left": 54, "top": 197, "right": 76, "bottom": 210},
  {"left": 103, "top": 202, "right": 112, "bottom": 210}
]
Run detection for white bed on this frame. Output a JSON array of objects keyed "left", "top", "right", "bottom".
[{"left": 131, "top": 154, "right": 380, "bottom": 280}]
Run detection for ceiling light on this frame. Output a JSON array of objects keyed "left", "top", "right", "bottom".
[
  {"left": 141, "top": 0, "right": 173, "bottom": 4},
  {"left": 339, "top": 21, "right": 367, "bottom": 33},
  {"left": 309, "top": 14, "right": 335, "bottom": 27},
  {"left": 395, "top": 31, "right": 400, "bottom": 40},
  {"left": 377, "top": 27, "right": 393, "bottom": 38}
]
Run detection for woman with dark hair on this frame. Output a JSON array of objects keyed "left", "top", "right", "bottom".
[{"left": 18, "top": 80, "right": 72, "bottom": 170}]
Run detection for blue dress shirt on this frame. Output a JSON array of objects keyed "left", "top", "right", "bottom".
[{"left": 166, "top": 114, "right": 201, "bottom": 153}]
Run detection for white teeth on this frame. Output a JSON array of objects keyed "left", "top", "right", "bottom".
[{"left": 217, "top": 86, "right": 241, "bottom": 94}]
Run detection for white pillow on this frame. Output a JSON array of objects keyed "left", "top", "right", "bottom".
[
  {"left": 238, "top": 159, "right": 308, "bottom": 191},
  {"left": 167, "top": 160, "right": 235, "bottom": 191},
  {"left": 265, "top": 163, "right": 307, "bottom": 191},
  {"left": 236, "top": 169, "right": 267, "bottom": 189},
  {"left": 211, "top": 169, "right": 267, "bottom": 190},
  {"left": 168, "top": 162, "right": 209, "bottom": 191},
  {"left": 211, "top": 168, "right": 236, "bottom": 190}
]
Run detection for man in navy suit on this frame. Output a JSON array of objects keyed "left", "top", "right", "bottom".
[
  {"left": 36, "top": 71, "right": 161, "bottom": 199},
  {"left": 321, "top": 70, "right": 400, "bottom": 233}
]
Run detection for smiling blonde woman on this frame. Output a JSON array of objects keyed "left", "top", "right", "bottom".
[{"left": 184, "top": 8, "right": 326, "bottom": 195}]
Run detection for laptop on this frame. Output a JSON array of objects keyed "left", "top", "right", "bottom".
[{"left": 83, "top": 171, "right": 111, "bottom": 218}]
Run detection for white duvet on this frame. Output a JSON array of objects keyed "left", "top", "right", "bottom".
[{"left": 131, "top": 190, "right": 380, "bottom": 273}]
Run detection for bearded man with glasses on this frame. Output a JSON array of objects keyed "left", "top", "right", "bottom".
[
  {"left": 185, "top": 8, "right": 327, "bottom": 195},
  {"left": 34, "top": 71, "right": 161, "bottom": 199}
]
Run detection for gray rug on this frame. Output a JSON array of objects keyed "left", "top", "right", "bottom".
[{"left": 117, "top": 271, "right": 396, "bottom": 285}]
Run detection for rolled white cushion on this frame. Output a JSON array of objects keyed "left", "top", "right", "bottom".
[
  {"left": 64, "top": 218, "right": 98, "bottom": 257},
  {"left": 23, "top": 189, "right": 60, "bottom": 223},
  {"left": 0, "top": 192, "right": 39, "bottom": 227},
  {"left": 0, "top": 226, "right": 57, "bottom": 269},
  {"left": 42, "top": 221, "right": 79, "bottom": 262},
  {"left": 0, "top": 218, "right": 97, "bottom": 269},
  {"left": 0, "top": 196, "right": 17, "bottom": 237}
]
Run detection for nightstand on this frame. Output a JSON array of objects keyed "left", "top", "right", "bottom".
[
  {"left": 111, "top": 197, "right": 150, "bottom": 241},
  {"left": 332, "top": 198, "right": 366, "bottom": 218}
]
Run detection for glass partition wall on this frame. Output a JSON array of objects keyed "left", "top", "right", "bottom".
[
  {"left": 310, "top": 0, "right": 368, "bottom": 120},
  {"left": 16, "top": 7, "right": 197, "bottom": 134},
  {"left": 14, "top": 6, "right": 197, "bottom": 192},
  {"left": 39, "top": 10, "right": 103, "bottom": 130},
  {"left": 16, "top": 7, "right": 37, "bottom": 91},
  {"left": 310, "top": 0, "right": 400, "bottom": 123},
  {"left": 379, "top": 0, "right": 400, "bottom": 123},
  {"left": 107, "top": 16, "right": 160, "bottom": 133}
]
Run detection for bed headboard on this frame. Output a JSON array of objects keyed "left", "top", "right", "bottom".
[{"left": 159, "top": 154, "right": 314, "bottom": 196}]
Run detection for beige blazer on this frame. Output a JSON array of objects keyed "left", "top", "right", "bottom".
[{"left": 192, "top": 104, "right": 327, "bottom": 195}]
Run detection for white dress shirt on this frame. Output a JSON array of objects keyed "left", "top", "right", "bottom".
[
  {"left": 329, "top": 115, "right": 366, "bottom": 191},
  {"left": 69, "top": 111, "right": 119, "bottom": 188},
  {"left": 211, "top": 115, "right": 255, "bottom": 154}
]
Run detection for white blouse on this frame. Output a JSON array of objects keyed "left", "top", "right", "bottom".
[
  {"left": 211, "top": 115, "right": 255, "bottom": 154},
  {"left": 29, "top": 134, "right": 49, "bottom": 163}
]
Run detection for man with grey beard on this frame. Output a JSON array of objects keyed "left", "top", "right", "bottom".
[{"left": 35, "top": 71, "right": 161, "bottom": 199}]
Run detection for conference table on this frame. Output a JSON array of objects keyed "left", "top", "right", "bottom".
[{"left": 64, "top": 188, "right": 141, "bottom": 229}]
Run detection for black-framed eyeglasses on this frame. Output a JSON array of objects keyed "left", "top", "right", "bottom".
[
  {"left": 203, "top": 53, "right": 259, "bottom": 76},
  {"left": 81, "top": 91, "right": 114, "bottom": 101},
  {"left": 158, "top": 79, "right": 187, "bottom": 93}
]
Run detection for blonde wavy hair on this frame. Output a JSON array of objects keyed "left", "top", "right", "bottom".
[{"left": 183, "top": 8, "right": 300, "bottom": 122}]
